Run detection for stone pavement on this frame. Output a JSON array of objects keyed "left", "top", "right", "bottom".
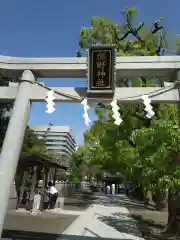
[
  {"left": 63, "top": 194, "right": 145, "bottom": 239},
  {"left": 3, "top": 209, "right": 80, "bottom": 234},
  {"left": 2, "top": 194, "right": 146, "bottom": 239}
]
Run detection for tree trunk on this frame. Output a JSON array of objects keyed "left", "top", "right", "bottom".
[
  {"left": 133, "top": 184, "right": 145, "bottom": 200},
  {"left": 154, "top": 188, "right": 166, "bottom": 211},
  {"left": 165, "top": 187, "right": 177, "bottom": 233},
  {"left": 146, "top": 190, "right": 154, "bottom": 205}
]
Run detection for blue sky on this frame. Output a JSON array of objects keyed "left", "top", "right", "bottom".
[{"left": 0, "top": 0, "right": 180, "bottom": 144}]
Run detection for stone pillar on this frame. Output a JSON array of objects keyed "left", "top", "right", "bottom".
[
  {"left": 48, "top": 168, "right": 53, "bottom": 183},
  {"left": 45, "top": 167, "right": 49, "bottom": 186},
  {"left": 0, "top": 70, "right": 35, "bottom": 235},
  {"left": 32, "top": 166, "right": 37, "bottom": 189},
  {"left": 42, "top": 167, "right": 46, "bottom": 186},
  {"left": 47, "top": 168, "right": 50, "bottom": 183},
  {"left": 16, "top": 170, "right": 28, "bottom": 210},
  {"left": 53, "top": 168, "right": 57, "bottom": 186}
]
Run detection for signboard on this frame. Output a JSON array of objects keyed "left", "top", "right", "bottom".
[{"left": 87, "top": 44, "right": 116, "bottom": 99}]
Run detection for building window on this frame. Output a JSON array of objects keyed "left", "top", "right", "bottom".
[{"left": 47, "top": 139, "right": 67, "bottom": 143}]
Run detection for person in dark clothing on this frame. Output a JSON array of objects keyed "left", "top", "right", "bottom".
[
  {"left": 47, "top": 181, "right": 58, "bottom": 209},
  {"left": 43, "top": 186, "right": 50, "bottom": 210}
]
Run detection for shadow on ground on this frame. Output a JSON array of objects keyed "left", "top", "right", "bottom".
[
  {"left": 121, "top": 196, "right": 179, "bottom": 240},
  {"left": 2, "top": 229, "right": 132, "bottom": 240},
  {"left": 97, "top": 194, "right": 156, "bottom": 211},
  {"left": 131, "top": 214, "right": 180, "bottom": 240},
  {"left": 64, "top": 193, "right": 96, "bottom": 211},
  {"left": 97, "top": 208, "right": 178, "bottom": 240},
  {"left": 97, "top": 212, "right": 143, "bottom": 238},
  {"left": 95, "top": 194, "right": 180, "bottom": 240}
]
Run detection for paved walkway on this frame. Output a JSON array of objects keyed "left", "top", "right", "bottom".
[
  {"left": 3, "top": 194, "right": 146, "bottom": 239},
  {"left": 3, "top": 209, "right": 80, "bottom": 234},
  {"left": 64, "top": 194, "right": 145, "bottom": 239}
]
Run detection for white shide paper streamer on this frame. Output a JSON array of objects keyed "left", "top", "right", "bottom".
[
  {"left": 110, "top": 99, "right": 123, "bottom": 125},
  {"left": 81, "top": 98, "right": 91, "bottom": 126},
  {"left": 46, "top": 90, "right": 56, "bottom": 114},
  {"left": 141, "top": 95, "right": 155, "bottom": 118}
]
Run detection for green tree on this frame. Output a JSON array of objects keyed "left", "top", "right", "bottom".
[
  {"left": 21, "top": 126, "right": 67, "bottom": 167},
  {"left": 76, "top": 6, "right": 179, "bottom": 178},
  {"left": 0, "top": 77, "right": 13, "bottom": 148},
  {"left": 21, "top": 126, "right": 48, "bottom": 157},
  {"left": 72, "top": 145, "right": 104, "bottom": 182},
  {"left": 75, "top": 6, "right": 180, "bottom": 230}
]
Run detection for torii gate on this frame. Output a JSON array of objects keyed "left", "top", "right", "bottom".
[{"left": 0, "top": 47, "right": 180, "bottom": 234}]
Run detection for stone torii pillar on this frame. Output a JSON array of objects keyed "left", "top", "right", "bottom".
[{"left": 0, "top": 70, "right": 35, "bottom": 236}]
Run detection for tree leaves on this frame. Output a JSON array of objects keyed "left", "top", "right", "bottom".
[{"left": 72, "top": 6, "right": 180, "bottom": 192}]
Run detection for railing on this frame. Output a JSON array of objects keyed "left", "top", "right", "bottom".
[
  {"left": 55, "top": 181, "right": 90, "bottom": 197},
  {"left": 9, "top": 181, "right": 90, "bottom": 199}
]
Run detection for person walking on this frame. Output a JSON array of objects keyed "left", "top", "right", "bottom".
[
  {"left": 47, "top": 181, "right": 58, "bottom": 209},
  {"left": 107, "top": 185, "right": 110, "bottom": 194},
  {"left": 112, "top": 184, "right": 115, "bottom": 195}
]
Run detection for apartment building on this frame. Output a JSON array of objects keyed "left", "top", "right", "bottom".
[{"left": 30, "top": 125, "right": 76, "bottom": 159}]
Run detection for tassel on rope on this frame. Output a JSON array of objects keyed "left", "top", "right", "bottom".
[
  {"left": 45, "top": 90, "right": 56, "bottom": 113},
  {"left": 141, "top": 95, "right": 155, "bottom": 118},
  {"left": 110, "top": 99, "right": 123, "bottom": 125},
  {"left": 81, "top": 98, "right": 91, "bottom": 126}
]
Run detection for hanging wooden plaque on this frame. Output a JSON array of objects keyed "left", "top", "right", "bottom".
[{"left": 87, "top": 44, "right": 116, "bottom": 99}]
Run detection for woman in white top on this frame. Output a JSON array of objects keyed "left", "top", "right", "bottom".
[{"left": 47, "top": 181, "right": 58, "bottom": 209}]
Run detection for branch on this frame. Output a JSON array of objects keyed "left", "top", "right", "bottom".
[
  {"left": 135, "top": 23, "right": 145, "bottom": 34},
  {"left": 123, "top": 10, "right": 144, "bottom": 43},
  {"left": 128, "top": 139, "right": 136, "bottom": 147},
  {"left": 118, "top": 9, "right": 167, "bottom": 56},
  {"left": 151, "top": 20, "right": 164, "bottom": 34},
  {"left": 110, "top": 25, "right": 122, "bottom": 47},
  {"left": 156, "top": 30, "right": 167, "bottom": 55}
]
